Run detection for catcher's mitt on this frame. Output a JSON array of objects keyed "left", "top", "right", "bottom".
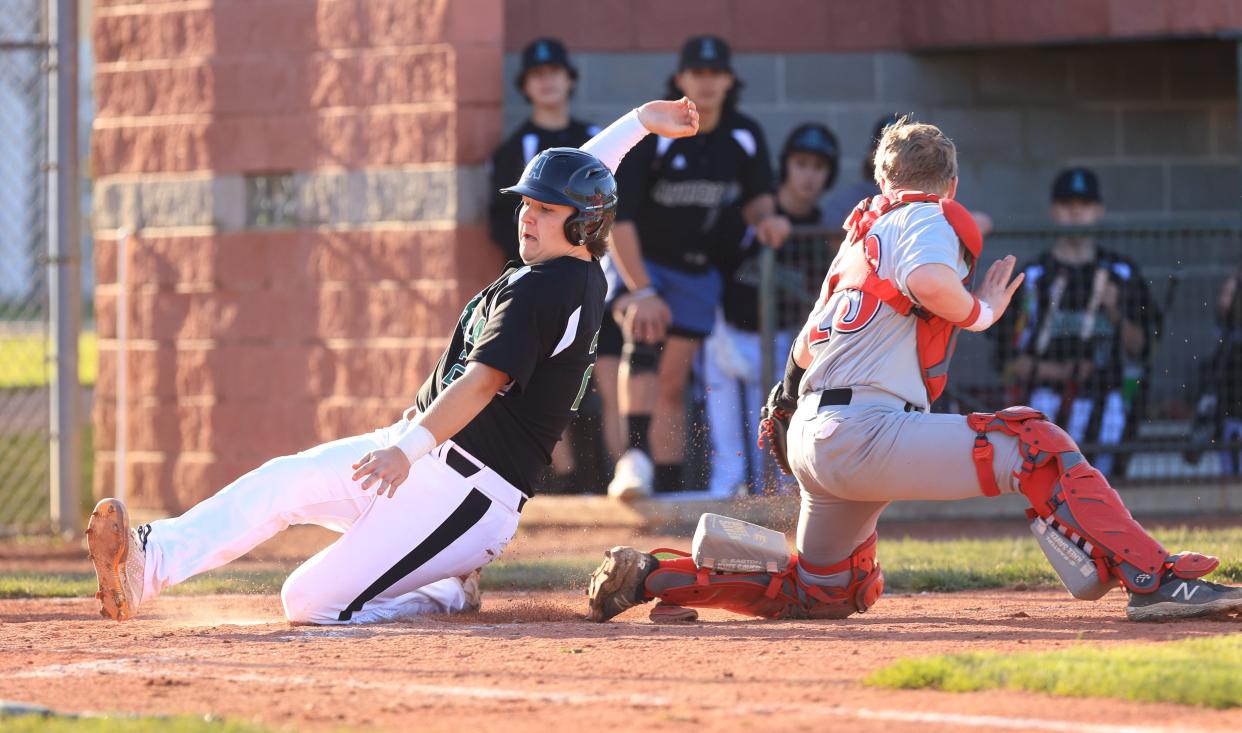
[{"left": 757, "top": 383, "right": 798, "bottom": 476}]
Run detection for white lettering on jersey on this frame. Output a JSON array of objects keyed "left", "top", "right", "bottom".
[{"left": 650, "top": 179, "right": 739, "bottom": 208}]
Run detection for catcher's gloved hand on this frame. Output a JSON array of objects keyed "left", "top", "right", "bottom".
[{"left": 758, "top": 383, "right": 798, "bottom": 476}]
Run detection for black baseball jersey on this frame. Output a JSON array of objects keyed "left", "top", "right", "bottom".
[
  {"left": 615, "top": 108, "right": 774, "bottom": 274},
  {"left": 717, "top": 203, "right": 824, "bottom": 332},
  {"left": 413, "top": 256, "right": 607, "bottom": 495},
  {"left": 994, "top": 248, "right": 1160, "bottom": 392},
  {"left": 488, "top": 119, "right": 600, "bottom": 260}
]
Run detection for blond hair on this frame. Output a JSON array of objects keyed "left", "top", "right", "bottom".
[{"left": 873, "top": 116, "right": 957, "bottom": 196}]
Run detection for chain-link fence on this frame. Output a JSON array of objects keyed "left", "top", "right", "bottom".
[
  {"left": 756, "top": 221, "right": 1242, "bottom": 489},
  {"left": 0, "top": 0, "right": 51, "bottom": 533}
]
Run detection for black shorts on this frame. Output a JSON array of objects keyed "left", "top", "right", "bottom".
[{"left": 597, "top": 307, "right": 623, "bottom": 357}]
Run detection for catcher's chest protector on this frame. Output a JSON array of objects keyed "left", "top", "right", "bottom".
[{"left": 827, "top": 192, "right": 983, "bottom": 403}]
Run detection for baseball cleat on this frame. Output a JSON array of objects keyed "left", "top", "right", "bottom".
[
  {"left": 1125, "top": 574, "right": 1242, "bottom": 622},
  {"left": 85, "top": 498, "right": 146, "bottom": 622},
  {"left": 459, "top": 568, "right": 483, "bottom": 613},
  {"left": 649, "top": 601, "right": 699, "bottom": 623},
  {"left": 607, "top": 449, "right": 654, "bottom": 502},
  {"left": 587, "top": 546, "right": 657, "bottom": 622}
]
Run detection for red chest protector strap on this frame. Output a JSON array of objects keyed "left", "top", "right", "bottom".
[{"left": 825, "top": 191, "right": 984, "bottom": 403}]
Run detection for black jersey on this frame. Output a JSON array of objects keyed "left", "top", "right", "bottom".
[
  {"left": 487, "top": 119, "right": 600, "bottom": 260},
  {"left": 413, "top": 256, "right": 607, "bottom": 496},
  {"left": 717, "top": 203, "right": 824, "bottom": 332},
  {"left": 995, "top": 247, "right": 1160, "bottom": 392},
  {"left": 615, "top": 109, "right": 774, "bottom": 274}
]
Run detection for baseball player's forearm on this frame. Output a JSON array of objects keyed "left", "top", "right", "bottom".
[
  {"left": 389, "top": 362, "right": 511, "bottom": 463},
  {"left": 907, "top": 256, "right": 1023, "bottom": 332},
  {"left": 580, "top": 109, "right": 649, "bottom": 174},
  {"left": 609, "top": 221, "right": 653, "bottom": 292},
  {"left": 741, "top": 193, "right": 776, "bottom": 226}
]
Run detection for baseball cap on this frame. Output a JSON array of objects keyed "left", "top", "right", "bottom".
[
  {"left": 517, "top": 38, "right": 577, "bottom": 83},
  {"left": 678, "top": 35, "right": 732, "bottom": 72},
  {"left": 1051, "top": 167, "right": 1101, "bottom": 203}
]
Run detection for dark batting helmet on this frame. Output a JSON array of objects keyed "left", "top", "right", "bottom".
[
  {"left": 780, "top": 122, "right": 840, "bottom": 189},
  {"left": 500, "top": 147, "right": 618, "bottom": 247}
]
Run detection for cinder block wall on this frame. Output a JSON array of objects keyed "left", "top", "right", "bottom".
[
  {"left": 503, "top": 1, "right": 1239, "bottom": 222},
  {"left": 91, "top": 0, "right": 504, "bottom": 512}
]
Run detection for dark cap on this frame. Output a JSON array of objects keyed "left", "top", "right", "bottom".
[
  {"left": 678, "top": 35, "right": 732, "bottom": 72},
  {"left": 1051, "top": 167, "right": 1101, "bottom": 203},
  {"left": 518, "top": 38, "right": 577, "bottom": 81}
]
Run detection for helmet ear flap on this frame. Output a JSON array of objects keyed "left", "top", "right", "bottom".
[{"left": 564, "top": 213, "right": 587, "bottom": 246}]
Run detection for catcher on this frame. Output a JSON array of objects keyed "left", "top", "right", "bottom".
[{"left": 588, "top": 117, "right": 1242, "bottom": 624}]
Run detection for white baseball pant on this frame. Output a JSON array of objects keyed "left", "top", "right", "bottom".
[{"left": 139, "top": 420, "right": 523, "bottom": 623}]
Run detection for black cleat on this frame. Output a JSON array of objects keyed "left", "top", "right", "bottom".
[
  {"left": 1126, "top": 574, "right": 1242, "bottom": 622},
  {"left": 586, "top": 546, "right": 657, "bottom": 622}
]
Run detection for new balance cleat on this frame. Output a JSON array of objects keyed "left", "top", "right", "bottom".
[{"left": 1126, "top": 575, "right": 1242, "bottom": 622}]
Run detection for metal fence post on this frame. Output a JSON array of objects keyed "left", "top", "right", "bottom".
[{"left": 47, "top": 0, "right": 80, "bottom": 534}]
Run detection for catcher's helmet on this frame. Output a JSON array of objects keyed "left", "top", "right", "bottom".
[{"left": 500, "top": 147, "right": 617, "bottom": 247}]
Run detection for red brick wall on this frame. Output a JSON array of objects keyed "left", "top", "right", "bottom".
[
  {"left": 92, "top": 0, "right": 504, "bottom": 512},
  {"left": 503, "top": 0, "right": 1242, "bottom": 52}
]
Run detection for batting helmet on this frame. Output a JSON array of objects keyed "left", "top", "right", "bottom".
[
  {"left": 780, "top": 123, "right": 840, "bottom": 189},
  {"left": 500, "top": 147, "right": 618, "bottom": 247}
]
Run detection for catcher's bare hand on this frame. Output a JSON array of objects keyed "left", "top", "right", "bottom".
[
  {"left": 637, "top": 97, "right": 699, "bottom": 139},
  {"left": 352, "top": 446, "right": 411, "bottom": 499},
  {"left": 977, "top": 254, "right": 1024, "bottom": 319}
]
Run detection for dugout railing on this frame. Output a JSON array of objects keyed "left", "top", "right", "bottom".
[{"left": 755, "top": 220, "right": 1242, "bottom": 490}]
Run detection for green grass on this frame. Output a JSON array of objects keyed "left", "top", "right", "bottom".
[
  {"left": 3, "top": 527, "right": 1239, "bottom": 599},
  {"left": 0, "top": 714, "right": 272, "bottom": 732},
  {"left": 879, "top": 526, "right": 1242, "bottom": 592},
  {"left": 0, "top": 330, "right": 96, "bottom": 389},
  {"left": 866, "top": 634, "right": 1242, "bottom": 709}
]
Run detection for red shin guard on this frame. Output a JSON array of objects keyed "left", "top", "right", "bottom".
[
  {"left": 969, "top": 407, "right": 1217, "bottom": 593},
  {"left": 642, "top": 534, "right": 884, "bottom": 619}
]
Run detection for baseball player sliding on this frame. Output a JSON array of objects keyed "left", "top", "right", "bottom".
[
  {"left": 85, "top": 98, "right": 701, "bottom": 624},
  {"left": 589, "top": 117, "right": 1242, "bottom": 624}
]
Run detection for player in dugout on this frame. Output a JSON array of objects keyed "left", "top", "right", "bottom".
[
  {"left": 605, "top": 34, "right": 790, "bottom": 500},
  {"left": 704, "top": 123, "right": 841, "bottom": 498}
]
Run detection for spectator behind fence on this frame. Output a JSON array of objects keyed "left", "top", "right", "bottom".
[
  {"left": 488, "top": 39, "right": 605, "bottom": 491},
  {"left": 488, "top": 39, "right": 601, "bottom": 261},
  {"left": 1189, "top": 261, "right": 1242, "bottom": 474},
  {"left": 704, "top": 123, "right": 839, "bottom": 498},
  {"left": 993, "top": 168, "right": 1160, "bottom": 477},
  {"left": 605, "top": 35, "right": 789, "bottom": 499}
]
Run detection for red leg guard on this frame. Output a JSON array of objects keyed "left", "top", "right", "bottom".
[
  {"left": 968, "top": 407, "right": 1217, "bottom": 594},
  {"left": 642, "top": 534, "right": 884, "bottom": 620}
]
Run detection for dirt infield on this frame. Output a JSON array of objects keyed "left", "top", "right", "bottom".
[{"left": 2, "top": 589, "right": 1240, "bottom": 733}]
